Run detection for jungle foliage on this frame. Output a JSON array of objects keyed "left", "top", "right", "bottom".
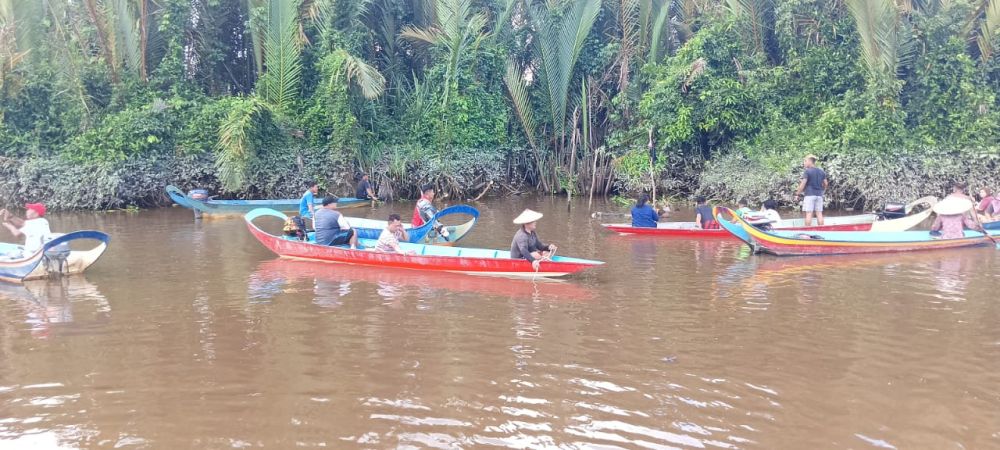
[{"left": 1, "top": 0, "right": 999, "bottom": 209}]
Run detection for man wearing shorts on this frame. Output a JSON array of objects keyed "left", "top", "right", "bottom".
[{"left": 795, "top": 154, "right": 828, "bottom": 226}]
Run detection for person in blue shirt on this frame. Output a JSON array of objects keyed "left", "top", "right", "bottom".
[
  {"left": 631, "top": 194, "right": 661, "bottom": 228},
  {"left": 299, "top": 180, "right": 319, "bottom": 220}
]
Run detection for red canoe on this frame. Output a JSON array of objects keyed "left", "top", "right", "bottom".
[
  {"left": 245, "top": 209, "right": 603, "bottom": 279},
  {"left": 603, "top": 213, "right": 875, "bottom": 238}
]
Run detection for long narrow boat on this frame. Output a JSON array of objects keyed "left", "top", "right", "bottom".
[
  {"left": 602, "top": 212, "right": 876, "bottom": 237},
  {"left": 348, "top": 204, "right": 479, "bottom": 245},
  {"left": 712, "top": 206, "right": 997, "bottom": 256},
  {"left": 166, "top": 185, "right": 369, "bottom": 215},
  {"left": 0, "top": 231, "right": 110, "bottom": 283},
  {"left": 245, "top": 208, "right": 603, "bottom": 278},
  {"left": 603, "top": 196, "right": 939, "bottom": 237}
]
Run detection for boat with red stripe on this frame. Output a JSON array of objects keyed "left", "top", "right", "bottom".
[{"left": 245, "top": 208, "right": 603, "bottom": 279}]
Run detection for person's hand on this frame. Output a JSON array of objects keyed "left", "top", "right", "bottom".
[
  {"left": 532, "top": 259, "right": 541, "bottom": 271},
  {"left": 440, "top": 227, "right": 450, "bottom": 238},
  {"left": 548, "top": 244, "right": 557, "bottom": 252}
]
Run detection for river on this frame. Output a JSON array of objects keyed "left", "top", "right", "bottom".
[{"left": 1, "top": 197, "right": 998, "bottom": 449}]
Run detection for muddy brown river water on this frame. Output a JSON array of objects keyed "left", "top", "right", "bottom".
[{"left": 1, "top": 197, "right": 999, "bottom": 449}]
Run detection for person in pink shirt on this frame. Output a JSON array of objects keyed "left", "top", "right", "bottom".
[
  {"left": 930, "top": 197, "right": 984, "bottom": 239},
  {"left": 975, "top": 187, "right": 1000, "bottom": 221}
]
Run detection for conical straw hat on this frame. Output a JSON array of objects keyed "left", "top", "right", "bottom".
[
  {"left": 932, "top": 196, "right": 973, "bottom": 216},
  {"left": 513, "top": 209, "right": 544, "bottom": 225}
]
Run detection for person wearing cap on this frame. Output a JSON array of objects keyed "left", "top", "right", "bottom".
[
  {"left": 1, "top": 203, "right": 51, "bottom": 259},
  {"left": 794, "top": 154, "right": 828, "bottom": 226},
  {"left": 313, "top": 196, "right": 358, "bottom": 249},
  {"left": 930, "top": 196, "right": 983, "bottom": 239},
  {"left": 412, "top": 184, "right": 449, "bottom": 240},
  {"left": 510, "top": 209, "right": 557, "bottom": 270}
]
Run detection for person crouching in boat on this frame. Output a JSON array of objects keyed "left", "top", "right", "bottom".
[
  {"left": 412, "top": 184, "right": 449, "bottom": 241},
  {"left": 375, "top": 214, "right": 415, "bottom": 255},
  {"left": 511, "top": 209, "right": 557, "bottom": 271},
  {"left": 0, "top": 203, "right": 50, "bottom": 259},
  {"left": 930, "top": 196, "right": 984, "bottom": 240},
  {"left": 314, "top": 196, "right": 358, "bottom": 249},
  {"left": 631, "top": 194, "right": 663, "bottom": 228},
  {"left": 694, "top": 196, "right": 719, "bottom": 229}
]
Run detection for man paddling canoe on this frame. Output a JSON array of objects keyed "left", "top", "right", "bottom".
[{"left": 511, "top": 209, "right": 557, "bottom": 271}]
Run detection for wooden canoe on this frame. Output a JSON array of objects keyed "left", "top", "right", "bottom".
[
  {"left": 245, "top": 208, "right": 603, "bottom": 278},
  {"left": 348, "top": 204, "right": 479, "bottom": 245},
  {"left": 713, "top": 206, "right": 998, "bottom": 256},
  {"left": 602, "top": 212, "right": 876, "bottom": 237},
  {"left": 166, "top": 185, "right": 369, "bottom": 215},
  {"left": 0, "top": 231, "right": 110, "bottom": 283}
]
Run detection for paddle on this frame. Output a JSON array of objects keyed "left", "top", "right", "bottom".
[{"left": 970, "top": 207, "right": 999, "bottom": 248}]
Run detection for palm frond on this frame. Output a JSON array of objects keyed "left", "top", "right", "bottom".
[
  {"left": 216, "top": 97, "right": 266, "bottom": 192},
  {"left": 339, "top": 49, "right": 386, "bottom": 99},
  {"left": 260, "top": 0, "right": 303, "bottom": 113},
  {"left": 503, "top": 58, "right": 539, "bottom": 151},
  {"left": 530, "top": 0, "right": 601, "bottom": 142},
  {"left": 846, "top": 0, "right": 912, "bottom": 96},
  {"left": 725, "top": 0, "right": 772, "bottom": 57},
  {"left": 978, "top": 0, "right": 1000, "bottom": 61},
  {"left": 110, "top": 0, "right": 142, "bottom": 77}
]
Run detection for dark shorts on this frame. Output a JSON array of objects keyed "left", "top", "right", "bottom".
[{"left": 328, "top": 229, "right": 355, "bottom": 246}]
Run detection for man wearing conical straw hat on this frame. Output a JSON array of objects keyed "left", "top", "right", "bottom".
[
  {"left": 930, "top": 195, "right": 984, "bottom": 240},
  {"left": 511, "top": 209, "right": 557, "bottom": 271}
]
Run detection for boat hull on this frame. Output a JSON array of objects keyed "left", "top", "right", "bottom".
[
  {"left": 0, "top": 231, "right": 110, "bottom": 283},
  {"left": 246, "top": 209, "right": 602, "bottom": 278},
  {"left": 713, "top": 207, "right": 996, "bottom": 256},
  {"left": 167, "top": 185, "right": 369, "bottom": 215},
  {"left": 603, "top": 218, "right": 873, "bottom": 237}
]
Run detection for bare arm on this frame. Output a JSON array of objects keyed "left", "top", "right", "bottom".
[
  {"left": 694, "top": 213, "right": 703, "bottom": 228},
  {"left": 399, "top": 228, "right": 409, "bottom": 242},
  {"left": 823, "top": 178, "right": 829, "bottom": 190},
  {"left": 795, "top": 178, "right": 807, "bottom": 196},
  {"left": 2, "top": 222, "right": 21, "bottom": 237}
]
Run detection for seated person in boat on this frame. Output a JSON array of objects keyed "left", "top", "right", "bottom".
[
  {"left": 760, "top": 200, "right": 782, "bottom": 222},
  {"left": 511, "top": 209, "right": 557, "bottom": 271},
  {"left": 299, "top": 180, "right": 320, "bottom": 221},
  {"left": 735, "top": 199, "right": 752, "bottom": 218},
  {"left": 631, "top": 194, "right": 661, "bottom": 228},
  {"left": 356, "top": 174, "right": 378, "bottom": 201},
  {"left": 375, "top": 214, "right": 414, "bottom": 254},
  {"left": 314, "top": 196, "right": 358, "bottom": 249},
  {"left": 694, "top": 197, "right": 719, "bottom": 229},
  {"left": 0, "top": 203, "right": 50, "bottom": 259},
  {"left": 930, "top": 197, "right": 984, "bottom": 240},
  {"left": 976, "top": 187, "right": 999, "bottom": 221},
  {"left": 412, "top": 184, "right": 449, "bottom": 240}
]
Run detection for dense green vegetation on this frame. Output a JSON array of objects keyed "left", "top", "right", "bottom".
[{"left": 1, "top": 0, "right": 999, "bottom": 209}]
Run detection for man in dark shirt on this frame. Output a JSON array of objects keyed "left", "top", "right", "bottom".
[
  {"left": 355, "top": 174, "right": 377, "bottom": 201},
  {"left": 794, "top": 154, "right": 829, "bottom": 226},
  {"left": 510, "top": 209, "right": 557, "bottom": 271}
]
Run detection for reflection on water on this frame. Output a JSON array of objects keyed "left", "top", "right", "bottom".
[{"left": 0, "top": 203, "right": 999, "bottom": 448}]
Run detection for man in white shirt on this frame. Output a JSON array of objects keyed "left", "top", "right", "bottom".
[{"left": 1, "top": 203, "right": 51, "bottom": 258}]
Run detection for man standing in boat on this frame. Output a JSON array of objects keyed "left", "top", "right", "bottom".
[
  {"left": 314, "top": 196, "right": 358, "bottom": 249},
  {"left": 794, "top": 154, "right": 828, "bottom": 226},
  {"left": 510, "top": 209, "right": 557, "bottom": 271},
  {"left": 299, "top": 180, "right": 319, "bottom": 223},
  {"left": 412, "top": 184, "right": 449, "bottom": 240}
]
